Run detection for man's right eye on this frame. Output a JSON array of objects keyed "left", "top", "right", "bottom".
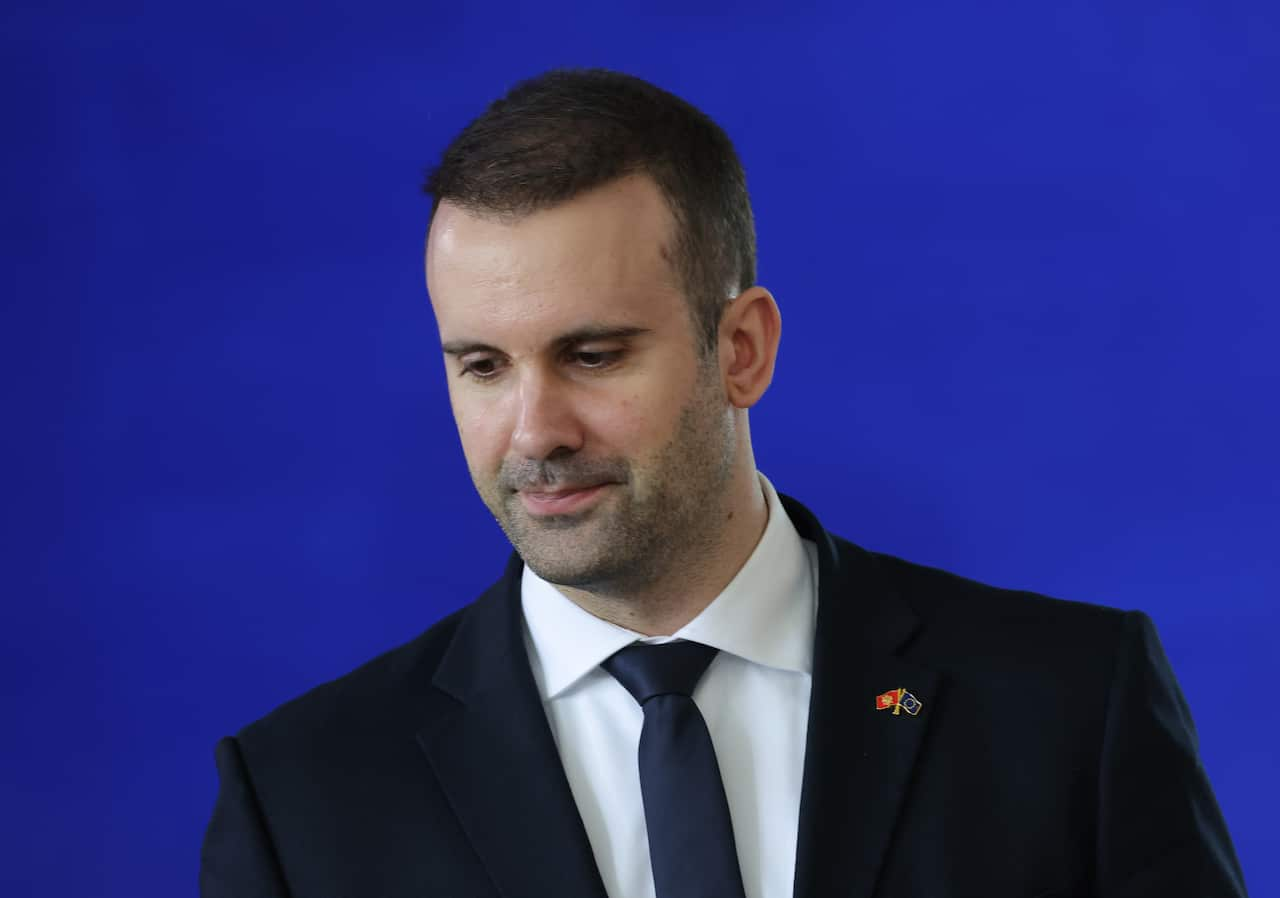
[{"left": 459, "top": 357, "right": 503, "bottom": 379}]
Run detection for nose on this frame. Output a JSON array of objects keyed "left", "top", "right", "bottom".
[{"left": 509, "top": 366, "right": 585, "bottom": 461}]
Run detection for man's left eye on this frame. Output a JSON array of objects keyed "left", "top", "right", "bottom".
[{"left": 573, "top": 350, "right": 620, "bottom": 368}]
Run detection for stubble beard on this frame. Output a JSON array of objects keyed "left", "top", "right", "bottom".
[{"left": 482, "top": 368, "right": 737, "bottom": 598}]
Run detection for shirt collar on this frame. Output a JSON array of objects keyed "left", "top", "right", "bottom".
[{"left": 521, "top": 473, "right": 816, "bottom": 700}]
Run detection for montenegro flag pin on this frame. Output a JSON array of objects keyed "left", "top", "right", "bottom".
[{"left": 875, "top": 687, "right": 923, "bottom": 716}]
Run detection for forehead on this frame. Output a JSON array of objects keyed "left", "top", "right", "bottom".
[{"left": 425, "top": 175, "right": 685, "bottom": 333}]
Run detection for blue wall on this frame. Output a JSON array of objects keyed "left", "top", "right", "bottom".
[{"left": 3, "top": 1, "right": 1275, "bottom": 894}]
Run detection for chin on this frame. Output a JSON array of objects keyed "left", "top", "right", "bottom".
[
  {"left": 498, "top": 518, "right": 595, "bottom": 579},
  {"left": 521, "top": 554, "right": 604, "bottom": 589},
  {"left": 516, "top": 537, "right": 630, "bottom": 589}
]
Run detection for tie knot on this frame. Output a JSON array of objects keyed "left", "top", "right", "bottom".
[{"left": 602, "top": 641, "right": 719, "bottom": 705}]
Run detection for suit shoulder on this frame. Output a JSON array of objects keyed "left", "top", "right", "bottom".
[
  {"left": 869, "top": 547, "right": 1125, "bottom": 622},
  {"left": 860, "top": 544, "right": 1135, "bottom": 674},
  {"left": 235, "top": 602, "right": 470, "bottom": 753}
]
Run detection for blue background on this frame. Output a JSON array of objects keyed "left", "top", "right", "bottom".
[{"left": 3, "top": 1, "right": 1275, "bottom": 894}]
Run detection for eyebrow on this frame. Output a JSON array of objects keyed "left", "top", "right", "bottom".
[{"left": 441, "top": 325, "right": 652, "bottom": 356}]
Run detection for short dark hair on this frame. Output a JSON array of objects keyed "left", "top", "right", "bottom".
[{"left": 423, "top": 68, "right": 756, "bottom": 354}]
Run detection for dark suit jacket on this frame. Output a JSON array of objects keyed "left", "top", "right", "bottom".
[{"left": 201, "top": 496, "right": 1248, "bottom": 897}]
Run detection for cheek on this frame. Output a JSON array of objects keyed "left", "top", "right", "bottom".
[
  {"left": 450, "top": 394, "right": 508, "bottom": 471},
  {"left": 590, "top": 390, "right": 667, "bottom": 453}
]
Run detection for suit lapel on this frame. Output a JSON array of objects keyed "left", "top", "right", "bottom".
[
  {"left": 418, "top": 555, "right": 608, "bottom": 898},
  {"left": 783, "top": 497, "right": 941, "bottom": 898}
]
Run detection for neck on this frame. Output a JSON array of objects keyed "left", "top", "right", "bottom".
[{"left": 558, "top": 468, "right": 770, "bottom": 636}]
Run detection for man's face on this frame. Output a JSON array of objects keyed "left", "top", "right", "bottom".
[{"left": 425, "top": 175, "right": 736, "bottom": 594}]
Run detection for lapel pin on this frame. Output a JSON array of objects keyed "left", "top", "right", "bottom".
[{"left": 875, "top": 687, "right": 923, "bottom": 716}]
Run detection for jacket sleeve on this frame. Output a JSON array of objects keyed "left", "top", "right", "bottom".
[
  {"left": 1095, "top": 611, "right": 1249, "bottom": 896},
  {"left": 200, "top": 736, "right": 292, "bottom": 898}
]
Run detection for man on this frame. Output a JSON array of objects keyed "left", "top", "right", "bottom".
[{"left": 201, "top": 69, "right": 1248, "bottom": 897}]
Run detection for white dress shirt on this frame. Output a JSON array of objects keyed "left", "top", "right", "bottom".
[{"left": 521, "top": 473, "right": 819, "bottom": 898}]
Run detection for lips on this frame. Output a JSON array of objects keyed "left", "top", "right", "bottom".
[{"left": 518, "top": 483, "right": 612, "bottom": 516}]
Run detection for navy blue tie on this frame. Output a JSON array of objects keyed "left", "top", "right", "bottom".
[{"left": 602, "top": 641, "right": 748, "bottom": 898}]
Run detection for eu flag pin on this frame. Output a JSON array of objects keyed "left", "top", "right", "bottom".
[{"left": 875, "top": 687, "right": 923, "bottom": 716}]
